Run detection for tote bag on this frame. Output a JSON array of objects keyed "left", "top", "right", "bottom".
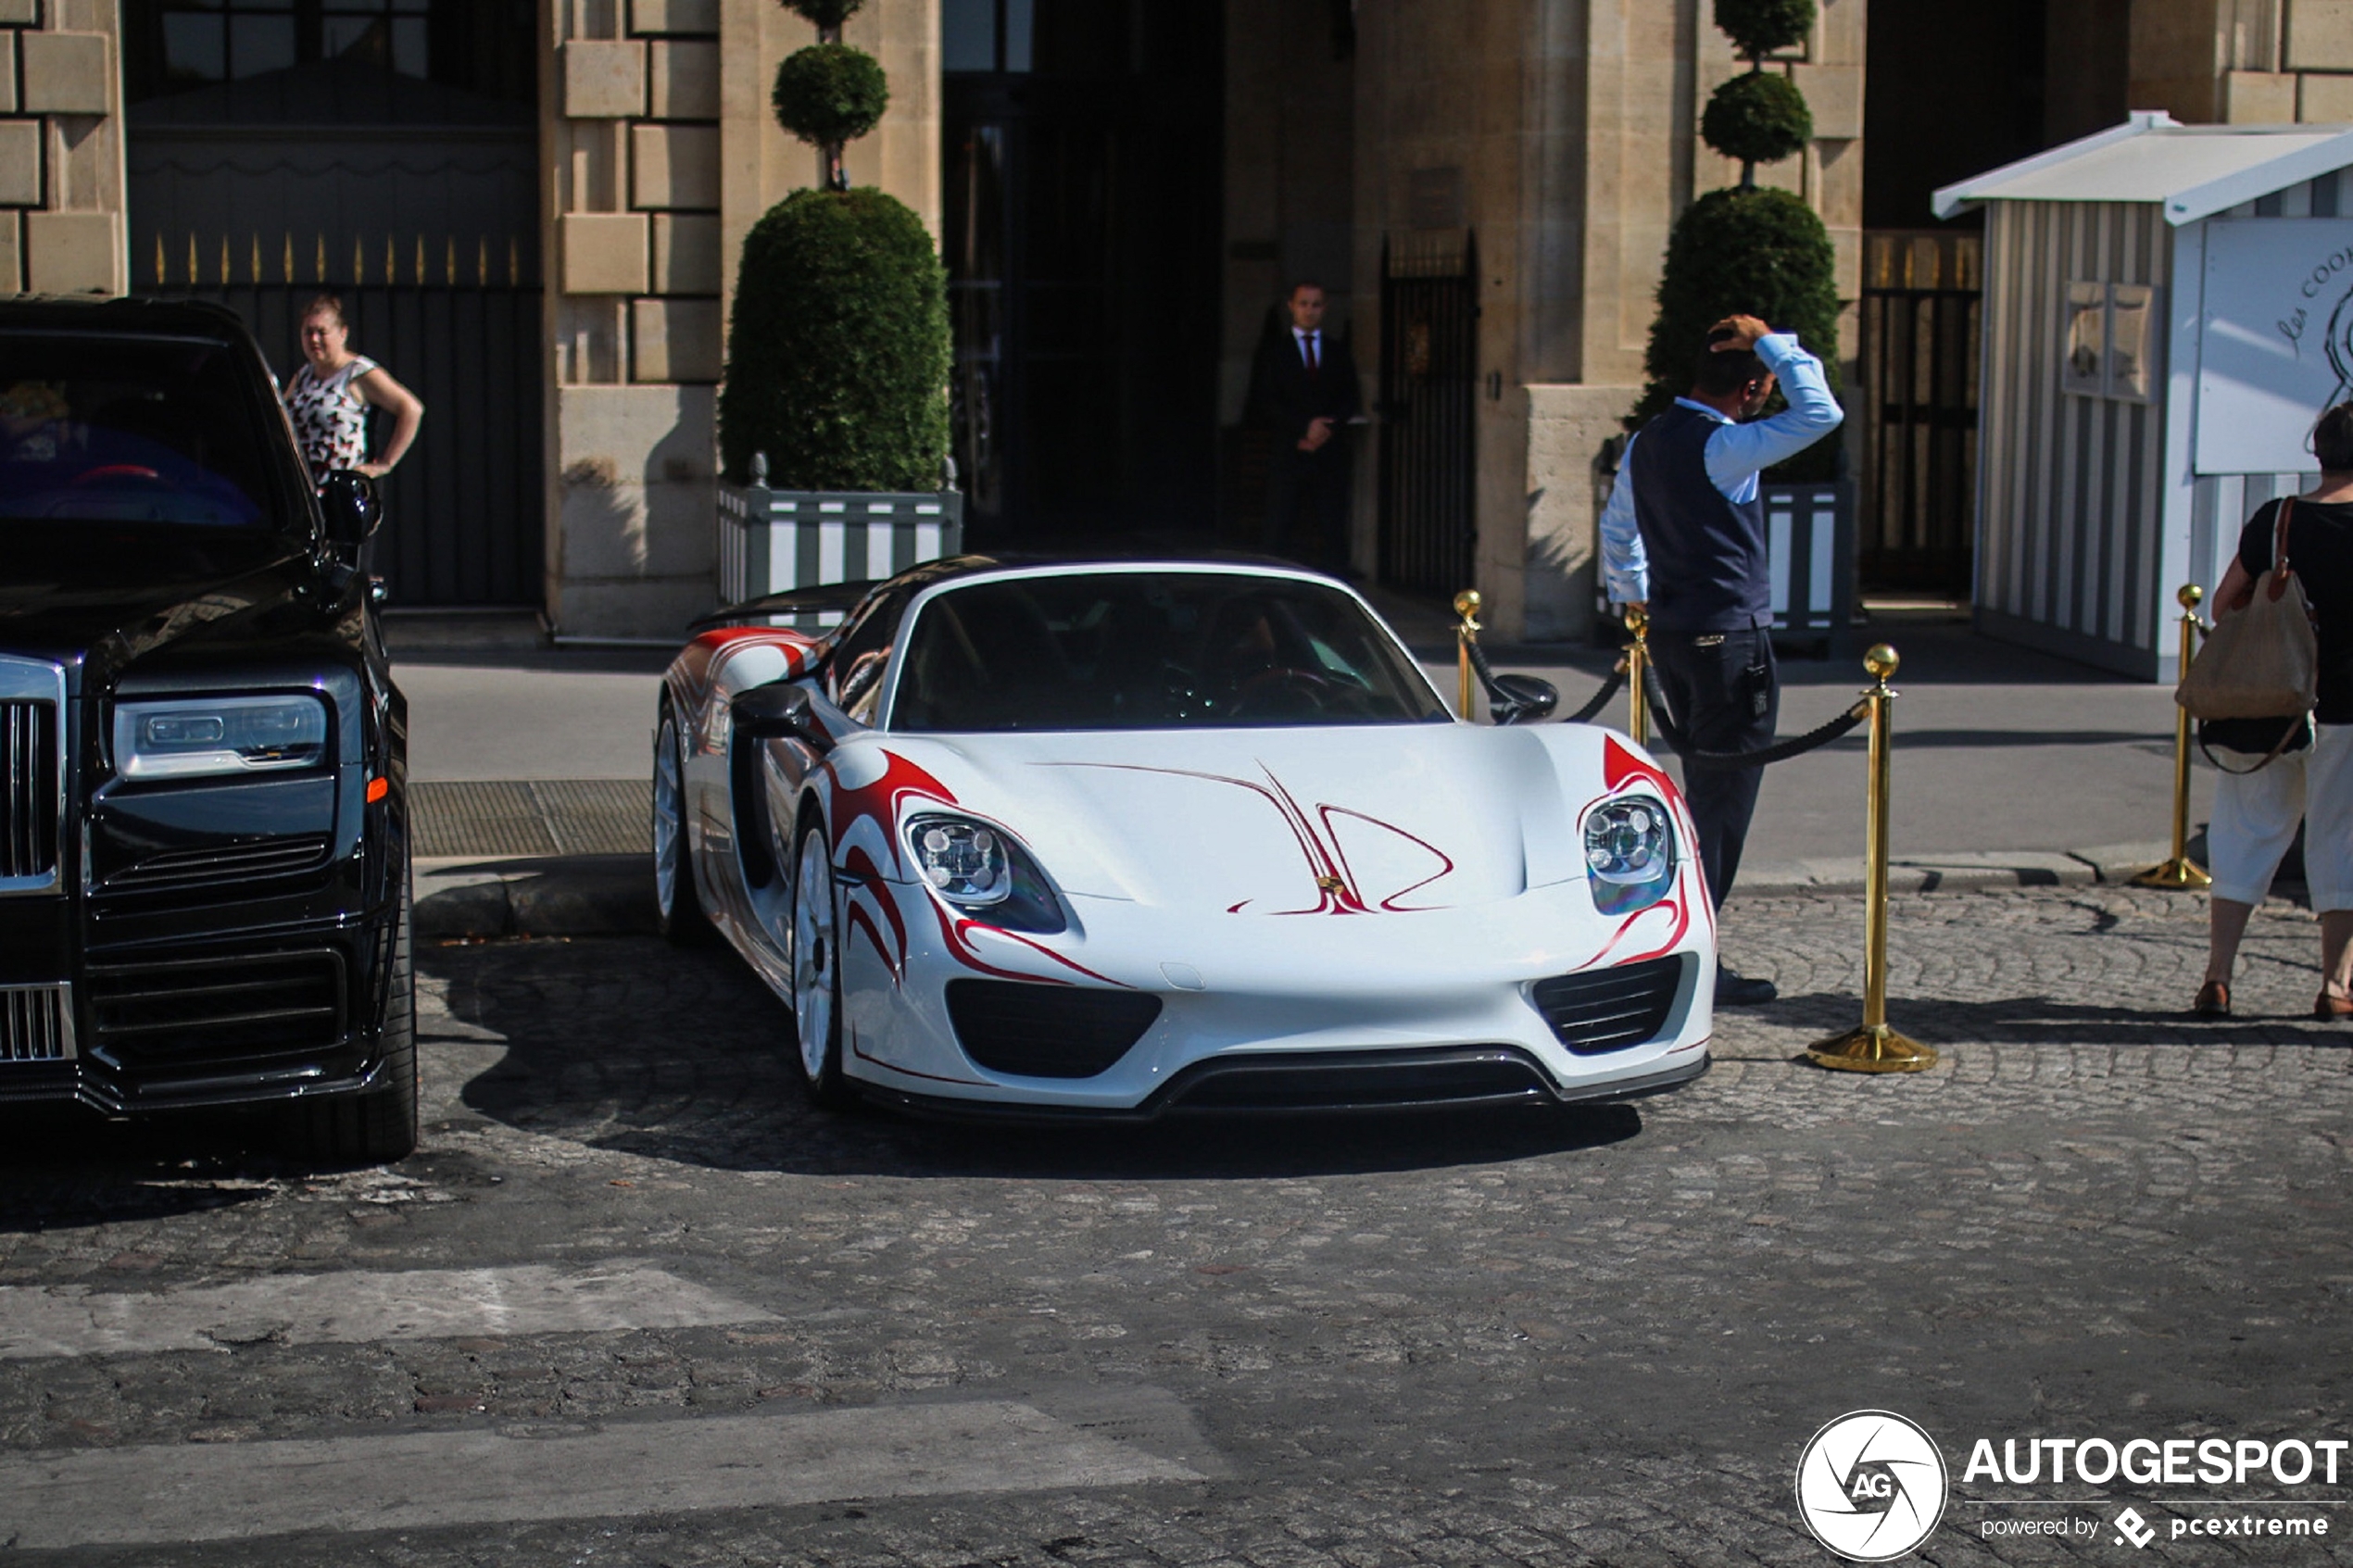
[{"left": 2177, "top": 497, "right": 2319, "bottom": 722}]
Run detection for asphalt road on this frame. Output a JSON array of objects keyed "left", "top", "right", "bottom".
[{"left": 4, "top": 883, "right": 2350, "bottom": 1563}]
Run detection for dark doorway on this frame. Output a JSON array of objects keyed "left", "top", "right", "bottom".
[
  {"left": 1377, "top": 232, "right": 1477, "bottom": 596},
  {"left": 121, "top": 0, "right": 543, "bottom": 608},
  {"left": 942, "top": 0, "right": 1223, "bottom": 544}
]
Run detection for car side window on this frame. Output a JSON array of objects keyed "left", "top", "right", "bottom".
[{"left": 828, "top": 589, "right": 909, "bottom": 724}]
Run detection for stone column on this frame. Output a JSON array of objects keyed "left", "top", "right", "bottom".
[
  {"left": 541, "top": 0, "right": 938, "bottom": 639},
  {"left": 0, "top": 0, "right": 127, "bottom": 297}
]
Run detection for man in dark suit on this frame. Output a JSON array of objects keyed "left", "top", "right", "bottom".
[{"left": 1245, "top": 281, "right": 1363, "bottom": 571}]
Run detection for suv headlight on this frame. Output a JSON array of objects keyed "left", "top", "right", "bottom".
[
  {"left": 903, "top": 813, "right": 1065, "bottom": 935},
  {"left": 1583, "top": 794, "right": 1676, "bottom": 916},
  {"left": 114, "top": 694, "right": 329, "bottom": 781}
]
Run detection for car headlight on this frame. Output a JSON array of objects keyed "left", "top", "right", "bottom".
[
  {"left": 114, "top": 694, "right": 329, "bottom": 781},
  {"left": 1583, "top": 794, "right": 1676, "bottom": 916},
  {"left": 903, "top": 813, "right": 1065, "bottom": 935}
]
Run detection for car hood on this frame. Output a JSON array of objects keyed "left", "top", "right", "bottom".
[
  {"left": 842, "top": 722, "right": 1641, "bottom": 913},
  {"left": 0, "top": 526, "right": 317, "bottom": 670}
]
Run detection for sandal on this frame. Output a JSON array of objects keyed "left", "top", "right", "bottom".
[
  {"left": 2316, "top": 989, "right": 2353, "bottom": 1020},
  {"left": 2193, "top": 980, "right": 2231, "bottom": 1017}
]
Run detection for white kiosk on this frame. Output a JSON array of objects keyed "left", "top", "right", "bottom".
[{"left": 1936, "top": 113, "right": 2353, "bottom": 679}]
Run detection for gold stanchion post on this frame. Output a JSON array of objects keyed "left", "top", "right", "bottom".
[
  {"left": 1623, "top": 603, "right": 1650, "bottom": 747},
  {"left": 2133, "top": 584, "right": 2213, "bottom": 890},
  {"left": 1453, "top": 589, "right": 1481, "bottom": 721},
  {"left": 1806, "top": 644, "right": 1937, "bottom": 1073}
]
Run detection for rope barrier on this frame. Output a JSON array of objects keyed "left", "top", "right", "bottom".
[{"left": 1638, "top": 664, "right": 1869, "bottom": 771}]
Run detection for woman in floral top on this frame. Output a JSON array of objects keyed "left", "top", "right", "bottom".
[{"left": 283, "top": 293, "right": 423, "bottom": 483}]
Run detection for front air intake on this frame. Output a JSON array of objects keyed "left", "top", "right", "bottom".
[
  {"left": 86, "top": 947, "right": 347, "bottom": 1069},
  {"left": 947, "top": 980, "right": 1162, "bottom": 1078},
  {"left": 1530, "top": 954, "right": 1691, "bottom": 1054}
]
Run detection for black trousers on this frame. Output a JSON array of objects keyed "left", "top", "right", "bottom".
[
  {"left": 1648, "top": 625, "right": 1779, "bottom": 910},
  {"left": 1265, "top": 447, "right": 1351, "bottom": 571}
]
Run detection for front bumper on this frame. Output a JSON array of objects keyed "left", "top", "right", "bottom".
[
  {"left": 0, "top": 897, "right": 400, "bottom": 1118},
  {"left": 859, "top": 1045, "right": 1711, "bottom": 1123},
  {"left": 838, "top": 873, "right": 1716, "bottom": 1111}
]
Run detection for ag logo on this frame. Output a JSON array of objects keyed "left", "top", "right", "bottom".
[{"left": 1794, "top": 1411, "right": 1948, "bottom": 1562}]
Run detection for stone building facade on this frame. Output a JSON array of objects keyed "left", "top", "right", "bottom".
[
  {"left": 17, "top": 0, "right": 2351, "bottom": 641},
  {"left": 0, "top": 0, "right": 126, "bottom": 298}
]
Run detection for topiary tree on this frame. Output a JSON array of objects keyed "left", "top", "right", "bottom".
[
  {"left": 1629, "top": 0, "right": 1842, "bottom": 480},
  {"left": 772, "top": 41, "right": 887, "bottom": 192},
  {"left": 719, "top": 0, "right": 950, "bottom": 490}
]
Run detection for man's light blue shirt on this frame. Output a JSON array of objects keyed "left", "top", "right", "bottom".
[{"left": 1597, "top": 332, "right": 1843, "bottom": 605}]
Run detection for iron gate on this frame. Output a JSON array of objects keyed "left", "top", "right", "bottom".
[
  {"left": 140, "top": 238, "right": 545, "bottom": 609},
  {"left": 1377, "top": 232, "right": 1478, "bottom": 595},
  {"left": 1861, "top": 231, "right": 1982, "bottom": 594}
]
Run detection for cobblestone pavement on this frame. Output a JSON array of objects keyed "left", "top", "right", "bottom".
[{"left": 5, "top": 885, "right": 2353, "bottom": 1565}]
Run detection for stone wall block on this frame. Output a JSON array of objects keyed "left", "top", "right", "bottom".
[
  {"left": 24, "top": 209, "right": 118, "bottom": 294},
  {"left": 563, "top": 40, "right": 647, "bottom": 119},
  {"left": 649, "top": 40, "right": 721, "bottom": 119},
  {"left": 631, "top": 124, "right": 721, "bottom": 209},
  {"left": 2300, "top": 71, "right": 2353, "bottom": 119},
  {"left": 2289, "top": 0, "right": 2353, "bottom": 70},
  {"left": 0, "top": 119, "right": 38, "bottom": 207},
  {"left": 0, "top": 212, "right": 19, "bottom": 295},
  {"left": 631, "top": 297, "right": 722, "bottom": 383},
  {"left": 631, "top": 0, "right": 721, "bottom": 35},
  {"left": 0, "top": 32, "right": 17, "bottom": 115},
  {"left": 0, "top": 0, "right": 35, "bottom": 23},
  {"left": 1792, "top": 63, "right": 1863, "bottom": 139},
  {"left": 560, "top": 212, "right": 651, "bottom": 295},
  {"left": 2224, "top": 69, "right": 2297, "bottom": 121},
  {"left": 20, "top": 32, "right": 111, "bottom": 116},
  {"left": 651, "top": 211, "right": 722, "bottom": 293}
]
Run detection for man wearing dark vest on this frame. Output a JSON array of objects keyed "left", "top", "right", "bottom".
[{"left": 1596, "top": 314, "right": 1843, "bottom": 1006}]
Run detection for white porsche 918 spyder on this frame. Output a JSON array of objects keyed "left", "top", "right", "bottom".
[{"left": 652, "top": 556, "right": 1714, "bottom": 1120}]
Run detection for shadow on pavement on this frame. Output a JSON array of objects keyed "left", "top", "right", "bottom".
[
  {"left": 0, "top": 1115, "right": 283, "bottom": 1232},
  {"left": 1761, "top": 989, "right": 2353, "bottom": 1048},
  {"left": 430, "top": 937, "right": 1647, "bottom": 1179}
]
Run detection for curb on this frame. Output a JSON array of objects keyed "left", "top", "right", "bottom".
[
  {"left": 417, "top": 854, "right": 657, "bottom": 940},
  {"left": 417, "top": 841, "right": 2197, "bottom": 940}
]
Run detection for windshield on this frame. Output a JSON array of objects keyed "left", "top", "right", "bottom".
[
  {"left": 890, "top": 571, "right": 1451, "bottom": 732},
  {"left": 0, "top": 333, "right": 285, "bottom": 531}
]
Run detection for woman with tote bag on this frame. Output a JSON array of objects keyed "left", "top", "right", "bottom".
[{"left": 2193, "top": 402, "right": 2353, "bottom": 1017}]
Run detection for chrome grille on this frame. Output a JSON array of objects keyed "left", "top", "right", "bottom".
[
  {"left": 0, "top": 658, "right": 65, "bottom": 896},
  {"left": 0, "top": 699, "right": 58, "bottom": 884},
  {"left": 0, "top": 984, "right": 74, "bottom": 1062}
]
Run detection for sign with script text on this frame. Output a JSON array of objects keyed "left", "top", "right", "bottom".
[{"left": 2196, "top": 217, "right": 2353, "bottom": 475}]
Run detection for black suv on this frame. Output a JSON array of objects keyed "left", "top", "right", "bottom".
[{"left": 0, "top": 297, "right": 414, "bottom": 1161}]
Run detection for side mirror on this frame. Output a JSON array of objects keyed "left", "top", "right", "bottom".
[
  {"left": 733, "top": 681, "right": 832, "bottom": 753},
  {"left": 1488, "top": 672, "right": 1558, "bottom": 726},
  {"left": 319, "top": 470, "right": 383, "bottom": 551}
]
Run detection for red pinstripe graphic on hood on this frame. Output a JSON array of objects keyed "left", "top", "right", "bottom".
[{"left": 1048, "top": 760, "right": 1458, "bottom": 915}]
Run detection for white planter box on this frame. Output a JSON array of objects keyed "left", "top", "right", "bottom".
[
  {"left": 716, "top": 483, "right": 964, "bottom": 628},
  {"left": 1759, "top": 478, "right": 1856, "bottom": 652}
]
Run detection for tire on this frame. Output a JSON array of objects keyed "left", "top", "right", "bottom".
[
  {"left": 286, "top": 854, "right": 419, "bottom": 1165},
  {"left": 790, "top": 817, "right": 853, "bottom": 1110},
  {"left": 654, "top": 701, "right": 713, "bottom": 945}
]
